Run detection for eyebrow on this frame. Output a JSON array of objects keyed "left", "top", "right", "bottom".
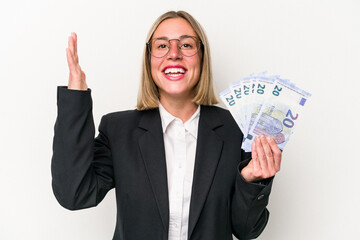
[{"left": 153, "top": 35, "right": 193, "bottom": 40}]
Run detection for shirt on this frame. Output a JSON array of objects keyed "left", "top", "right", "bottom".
[{"left": 158, "top": 103, "right": 200, "bottom": 240}]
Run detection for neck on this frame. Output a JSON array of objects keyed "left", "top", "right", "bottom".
[{"left": 159, "top": 94, "right": 198, "bottom": 123}]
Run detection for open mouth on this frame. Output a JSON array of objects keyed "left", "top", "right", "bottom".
[{"left": 162, "top": 66, "right": 187, "bottom": 77}]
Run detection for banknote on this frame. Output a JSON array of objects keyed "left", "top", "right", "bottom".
[
  {"left": 220, "top": 72, "right": 311, "bottom": 152},
  {"left": 244, "top": 74, "right": 276, "bottom": 137},
  {"left": 219, "top": 88, "right": 246, "bottom": 133},
  {"left": 227, "top": 76, "right": 252, "bottom": 134}
]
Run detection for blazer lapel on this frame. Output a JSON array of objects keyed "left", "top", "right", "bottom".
[
  {"left": 188, "top": 106, "right": 224, "bottom": 239},
  {"left": 138, "top": 108, "right": 169, "bottom": 233}
]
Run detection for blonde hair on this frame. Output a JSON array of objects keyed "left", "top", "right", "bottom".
[{"left": 136, "top": 10, "right": 218, "bottom": 110}]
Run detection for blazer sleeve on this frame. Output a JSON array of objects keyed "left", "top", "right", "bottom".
[
  {"left": 51, "top": 86, "right": 114, "bottom": 210},
  {"left": 231, "top": 152, "right": 274, "bottom": 240}
]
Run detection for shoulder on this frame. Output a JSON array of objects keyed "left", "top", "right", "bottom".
[
  {"left": 201, "top": 105, "right": 235, "bottom": 124},
  {"left": 201, "top": 105, "right": 243, "bottom": 137},
  {"left": 105, "top": 109, "right": 142, "bottom": 121},
  {"left": 101, "top": 108, "right": 157, "bottom": 128}
]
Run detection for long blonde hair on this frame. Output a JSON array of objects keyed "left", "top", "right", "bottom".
[{"left": 136, "top": 10, "right": 218, "bottom": 110}]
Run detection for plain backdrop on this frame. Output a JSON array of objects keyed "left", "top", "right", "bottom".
[{"left": 0, "top": 0, "right": 359, "bottom": 239}]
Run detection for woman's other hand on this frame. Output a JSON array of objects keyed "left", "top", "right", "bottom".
[
  {"left": 66, "top": 32, "right": 88, "bottom": 90},
  {"left": 241, "top": 135, "right": 282, "bottom": 183}
]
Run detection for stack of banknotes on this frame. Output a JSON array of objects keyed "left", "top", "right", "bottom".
[{"left": 219, "top": 72, "right": 311, "bottom": 152}]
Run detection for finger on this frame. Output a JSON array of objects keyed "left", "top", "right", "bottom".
[
  {"left": 66, "top": 48, "right": 76, "bottom": 71},
  {"left": 72, "top": 32, "right": 79, "bottom": 63},
  {"left": 260, "top": 135, "right": 276, "bottom": 176},
  {"left": 73, "top": 32, "right": 77, "bottom": 53},
  {"left": 68, "top": 34, "right": 78, "bottom": 65},
  {"left": 267, "top": 136, "right": 282, "bottom": 172},
  {"left": 256, "top": 135, "right": 268, "bottom": 173},
  {"left": 251, "top": 140, "right": 261, "bottom": 174},
  {"left": 68, "top": 35, "right": 75, "bottom": 55}
]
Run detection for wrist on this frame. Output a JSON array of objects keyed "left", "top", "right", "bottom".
[{"left": 68, "top": 81, "right": 88, "bottom": 91}]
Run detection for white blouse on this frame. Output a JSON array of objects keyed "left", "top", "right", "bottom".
[{"left": 159, "top": 104, "right": 200, "bottom": 240}]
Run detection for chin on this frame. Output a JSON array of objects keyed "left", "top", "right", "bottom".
[{"left": 161, "top": 87, "right": 193, "bottom": 99}]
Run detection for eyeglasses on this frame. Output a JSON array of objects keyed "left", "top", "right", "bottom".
[{"left": 147, "top": 36, "right": 202, "bottom": 58}]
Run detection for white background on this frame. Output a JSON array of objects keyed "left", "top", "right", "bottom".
[{"left": 1, "top": 0, "right": 359, "bottom": 239}]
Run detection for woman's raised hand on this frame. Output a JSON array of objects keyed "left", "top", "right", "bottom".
[
  {"left": 66, "top": 32, "right": 88, "bottom": 90},
  {"left": 241, "top": 135, "right": 282, "bottom": 183}
]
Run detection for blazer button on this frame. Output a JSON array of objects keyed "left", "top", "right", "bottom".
[{"left": 257, "top": 194, "right": 264, "bottom": 200}]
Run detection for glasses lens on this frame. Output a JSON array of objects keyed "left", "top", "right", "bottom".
[
  {"left": 179, "top": 37, "right": 199, "bottom": 56},
  {"left": 151, "top": 39, "right": 169, "bottom": 58},
  {"left": 149, "top": 37, "right": 201, "bottom": 57}
]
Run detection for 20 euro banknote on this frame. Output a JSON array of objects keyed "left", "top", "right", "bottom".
[
  {"left": 220, "top": 72, "right": 311, "bottom": 152},
  {"left": 241, "top": 79, "right": 311, "bottom": 151}
]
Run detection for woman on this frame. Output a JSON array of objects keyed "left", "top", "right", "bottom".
[{"left": 52, "top": 10, "right": 282, "bottom": 240}]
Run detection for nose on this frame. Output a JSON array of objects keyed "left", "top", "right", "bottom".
[{"left": 166, "top": 40, "right": 182, "bottom": 60}]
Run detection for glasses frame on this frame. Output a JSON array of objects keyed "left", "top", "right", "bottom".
[{"left": 147, "top": 36, "right": 202, "bottom": 58}]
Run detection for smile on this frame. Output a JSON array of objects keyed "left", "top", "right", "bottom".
[
  {"left": 164, "top": 68, "right": 185, "bottom": 76},
  {"left": 162, "top": 65, "right": 187, "bottom": 81}
]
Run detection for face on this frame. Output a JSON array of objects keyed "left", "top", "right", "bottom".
[{"left": 150, "top": 18, "right": 202, "bottom": 100}]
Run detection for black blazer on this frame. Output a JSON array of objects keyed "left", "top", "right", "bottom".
[{"left": 51, "top": 86, "right": 273, "bottom": 240}]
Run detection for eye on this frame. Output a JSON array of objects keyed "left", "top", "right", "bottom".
[
  {"left": 180, "top": 37, "right": 197, "bottom": 49},
  {"left": 158, "top": 44, "right": 168, "bottom": 49},
  {"left": 182, "top": 43, "right": 193, "bottom": 48},
  {"left": 152, "top": 39, "right": 169, "bottom": 50}
]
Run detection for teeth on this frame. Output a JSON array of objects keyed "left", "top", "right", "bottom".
[{"left": 164, "top": 68, "right": 185, "bottom": 74}]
